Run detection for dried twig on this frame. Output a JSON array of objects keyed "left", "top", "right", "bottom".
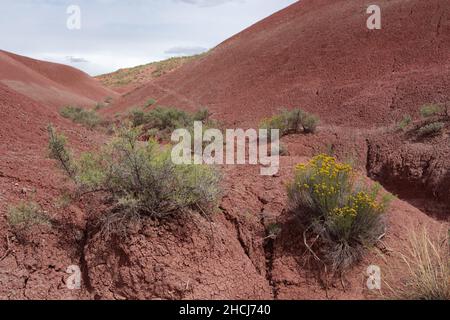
[{"left": 0, "top": 235, "right": 12, "bottom": 262}]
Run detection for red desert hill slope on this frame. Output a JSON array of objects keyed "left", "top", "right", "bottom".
[
  {"left": 0, "top": 50, "right": 117, "bottom": 108},
  {"left": 108, "top": 0, "right": 450, "bottom": 127}
]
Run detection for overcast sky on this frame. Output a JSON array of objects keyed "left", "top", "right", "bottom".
[{"left": 0, "top": 0, "right": 297, "bottom": 75}]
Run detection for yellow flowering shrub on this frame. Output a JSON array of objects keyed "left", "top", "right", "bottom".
[{"left": 288, "top": 154, "right": 392, "bottom": 271}]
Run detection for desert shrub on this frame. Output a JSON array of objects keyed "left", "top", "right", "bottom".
[
  {"left": 60, "top": 106, "right": 101, "bottom": 129},
  {"left": 260, "top": 108, "right": 319, "bottom": 136},
  {"left": 144, "top": 107, "right": 191, "bottom": 131},
  {"left": 104, "top": 96, "right": 114, "bottom": 104},
  {"left": 193, "top": 108, "right": 211, "bottom": 122},
  {"left": 94, "top": 102, "right": 106, "bottom": 111},
  {"left": 271, "top": 143, "right": 288, "bottom": 156},
  {"left": 420, "top": 104, "right": 444, "bottom": 118},
  {"left": 129, "top": 108, "right": 146, "bottom": 127},
  {"left": 302, "top": 113, "right": 320, "bottom": 133},
  {"left": 260, "top": 114, "right": 286, "bottom": 133},
  {"left": 393, "top": 228, "right": 449, "bottom": 300},
  {"left": 47, "top": 125, "right": 76, "bottom": 179},
  {"left": 397, "top": 114, "right": 412, "bottom": 131},
  {"left": 144, "top": 98, "right": 156, "bottom": 108},
  {"left": 128, "top": 106, "right": 216, "bottom": 141},
  {"left": 48, "top": 127, "right": 221, "bottom": 235},
  {"left": 287, "top": 154, "right": 392, "bottom": 272},
  {"left": 7, "top": 201, "right": 50, "bottom": 230},
  {"left": 417, "top": 122, "right": 445, "bottom": 137}
]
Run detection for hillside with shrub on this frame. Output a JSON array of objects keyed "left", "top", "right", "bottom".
[{"left": 0, "top": 0, "right": 448, "bottom": 301}]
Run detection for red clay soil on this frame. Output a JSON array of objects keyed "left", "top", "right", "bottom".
[
  {"left": 0, "top": 75, "right": 447, "bottom": 300},
  {"left": 1, "top": 0, "right": 449, "bottom": 300},
  {"left": 0, "top": 82, "right": 105, "bottom": 299},
  {"left": 82, "top": 157, "right": 445, "bottom": 300},
  {"left": 0, "top": 50, "right": 117, "bottom": 109},
  {"left": 106, "top": 0, "right": 450, "bottom": 128},
  {"left": 367, "top": 121, "right": 450, "bottom": 220}
]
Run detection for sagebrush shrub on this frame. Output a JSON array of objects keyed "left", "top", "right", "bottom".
[
  {"left": 7, "top": 201, "right": 50, "bottom": 229},
  {"left": 128, "top": 106, "right": 215, "bottom": 141},
  {"left": 417, "top": 122, "right": 445, "bottom": 137},
  {"left": 420, "top": 104, "right": 444, "bottom": 118},
  {"left": 193, "top": 108, "right": 211, "bottom": 122},
  {"left": 302, "top": 113, "right": 320, "bottom": 133},
  {"left": 144, "top": 98, "right": 156, "bottom": 108},
  {"left": 260, "top": 108, "right": 319, "bottom": 136},
  {"left": 48, "top": 126, "right": 221, "bottom": 235},
  {"left": 60, "top": 106, "right": 101, "bottom": 129},
  {"left": 287, "top": 154, "right": 392, "bottom": 271},
  {"left": 48, "top": 125, "right": 76, "bottom": 179},
  {"left": 129, "top": 108, "right": 146, "bottom": 127},
  {"left": 397, "top": 115, "right": 412, "bottom": 131}
]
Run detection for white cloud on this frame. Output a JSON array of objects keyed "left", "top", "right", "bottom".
[{"left": 0, "top": 0, "right": 297, "bottom": 75}]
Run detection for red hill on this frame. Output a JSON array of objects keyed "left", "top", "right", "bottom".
[
  {"left": 109, "top": 0, "right": 450, "bottom": 127},
  {"left": 0, "top": 50, "right": 116, "bottom": 108}
]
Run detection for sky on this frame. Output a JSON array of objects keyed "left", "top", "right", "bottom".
[{"left": 0, "top": 0, "right": 297, "bottom": 76}]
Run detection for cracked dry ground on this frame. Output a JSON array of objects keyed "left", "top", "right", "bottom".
[{"left": 1, "top": 118, "right": 446, "bottom": 299}]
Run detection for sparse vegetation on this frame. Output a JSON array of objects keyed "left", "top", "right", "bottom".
[
  {"left": 128, "top": 106, "right": 215, "bottom": 141},
  {"left": 48, "top": 126, "right": 221, "bottom": 236},
  {"left": 60, "top": 105, "right": 101, "bottom": 129},
  {"left": 96, "top": 54, "right": 205, "bottom": 89},
  {"left": 393, "top": 228, "right": 449, "bottom": 300},
  {"left": 272, "top": 143, "right": 288, "bottom": 156},
  {"left": 47, "top": 125, "right": 76, "bottom": 179},
  {"left": 260, "top": 108, "right": 319, "bottom": 136},
  {"left": 144, "top": 98, "right": 156, "bottom": 108},
  {"left": 417, "top": 122, "right": 445, "bottom": 138},
  {"left": 7, "top": 201, "right": 50, "bottom": 230},
  {"left": 94, "top": 102, "right": 106, "bottom": 111},
  {"left": 287, "top": 154, "right": 392, "bottom": 272},
  {"left": 420, "top": 104, "right": 445, "bottom": 118},
  {"left": 397, "top": 114, "right": 412, "bottom": 131},
  {"left": 104, "top": 96, "right": 114, "bottom": 104}
]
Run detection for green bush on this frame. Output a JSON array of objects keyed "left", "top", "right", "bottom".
[
  {"left": 60, "top": 106, "right": 101, "bottom": 129},
  {"left": 129, "top": 108, "right": 146, "bottom": 127},
  {"left": 94, "top": 102, "right": 106, "bottom": 111},
  {"left": 302, "top": 113, "right": 320, "bottom": 134},
  {"left": 48, "top": 127, "right": 221, "bottom": 235},
  {"left": 260, "top": 108, "right": 319, "bottom": 136},
  {"left": 7, "top": 201, "right": 50, "bottom": 229},
  {"left": 144, "top": 99, "right": 156, "bottom": 108},
  {"left": 420, "top": 104, "right": 444, "bottom": 118},
  {"left": 104, "top": 96, "right": 114, "bottom": 104},
  {"left": 418, "top": 122, "right": 445, "bottom": 137},
  {"left": 287, "top": 154, "right": 392, "bottom": 272},
  {"left": 397, "top": 115, "right": 412, "bottom": 131},
  {"left": 272, "top": 143, "right": 288, "bottom": 156},
  {"left": 128, "top": 107, "right": 215, "bottom": 141},
  {"left": 48, "top": 125, "right": 76, "bottom": 179},
  {"left": 193, "top": 108, "right": 211, "bottom": 122}
]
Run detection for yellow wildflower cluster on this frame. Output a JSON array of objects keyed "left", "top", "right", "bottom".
[
  {"left": 349, "top": 192, "right": 380, "bottom": 212},
  {"left": 296, "top": 154, "right": 352, "bottom": 178},
  {"left": 312, "top": 183, "right": 337, "bottom": 197},
  {"left": 332, "top": 206, "right": 357, "bottom": 218},
  {"left": 295, "top": 155, "right": 353, "bottom": 193}
]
